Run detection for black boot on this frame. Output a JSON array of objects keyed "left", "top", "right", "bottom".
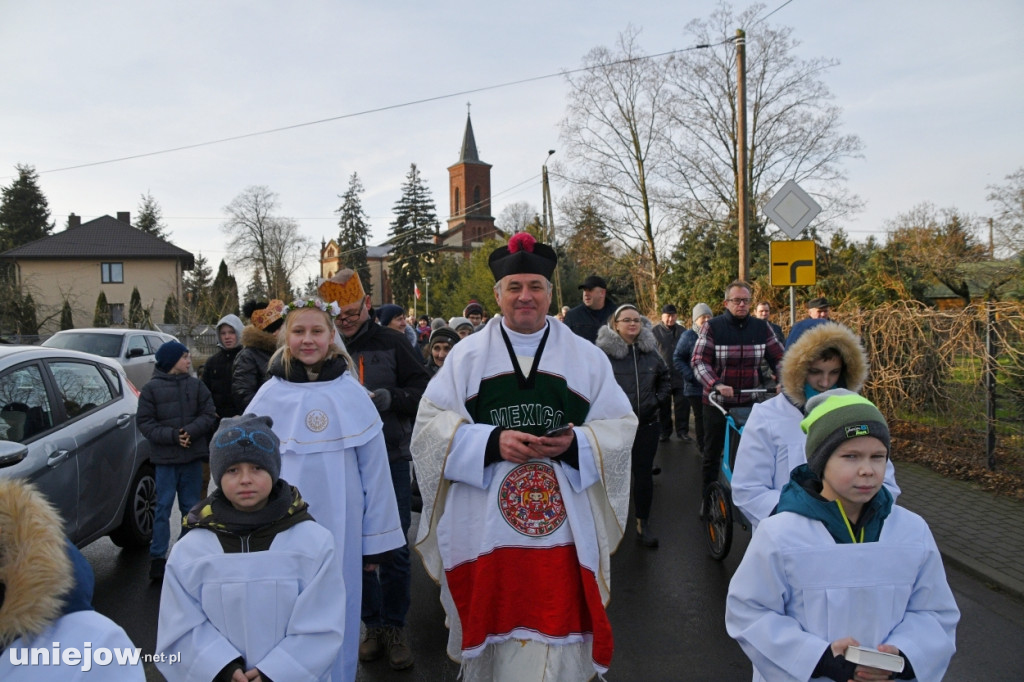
[{"left": 635, "top": 518, "right": 659, "bottom": 548}]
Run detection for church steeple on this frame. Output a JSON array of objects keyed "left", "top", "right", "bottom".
[
  {"left": 458, "top": 113, "right": 481, "bottom": 163},
  {"left": 447, "top": 107, "right": 497, "bottom": 247}
]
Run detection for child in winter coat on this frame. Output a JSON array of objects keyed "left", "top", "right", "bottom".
[
  {"left": 137, "top": 341, "right": 218, "bottom": 581},
  {"left": 731, "top": 322, "right": 900, "bottom": 530},
  {"left": 156, "top": 414, "right": 345, "bottom": 682},
  {"left": 245, "top": 297, "right": 405, "bottom": 682},
  {"left": 0, "top": 479, "right": 144, "bottom": 681},
  {"left": 726, "top": 390, "right": 959, "bottom": 682}
]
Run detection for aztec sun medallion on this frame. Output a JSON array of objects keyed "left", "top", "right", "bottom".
[{"left": 498, "top": 461, "right": 566, "bottom": 537}]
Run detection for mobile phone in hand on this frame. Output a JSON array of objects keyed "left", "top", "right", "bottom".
[{"left": 544, "top": 424, "right": 573, "bottom": 438}]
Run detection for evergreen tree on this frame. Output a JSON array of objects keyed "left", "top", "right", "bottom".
[
  {"left": 184, "top": 252, "right": 215, "bottom": 322},
  {"left": 243, "top": 269, "right": 268, "bottom": 304},
  {"left": 210, "top": 260, "right": 240, "bottom": 319},
  {"left": 0, "top": 164, "right": 53, "bottom": 252},
  {"left": 93, "top": 291, "right": 111, "bottom": 327},
  {"left": 18, "top": 293, "right": 38, "bottom": 335},
  {"left": 135, "top": 192, "right": 170, "bottom": 240},
  {"left": 128, "top": 287, "right": 144, "bottom": 327},
  {"left": 60, "top": 299, "right": 74, "bottom": 330},
  {"left": 336, "top": 172, "right": 373, "bottom": 297},
  {"left": 388, "top": 163, "right": 439, "bottom": 307},
  {"left": 163, "top": 294, "right": 179, "bottom": 324}
]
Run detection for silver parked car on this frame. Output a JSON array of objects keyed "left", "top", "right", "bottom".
[
  {"left": 42, "top": 328, "right": 178, "bottom": 388},
  {"left": 0, "top": 345, "right": 154, "bottom": 549}
]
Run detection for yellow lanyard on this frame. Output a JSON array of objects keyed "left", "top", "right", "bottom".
[{"left": 835, "top": 500, "right": 865, "bottom": 543}]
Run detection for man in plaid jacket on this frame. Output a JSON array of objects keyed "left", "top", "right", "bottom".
[{"left": 691, "top": 281, "right": 785, "bottom": 494}]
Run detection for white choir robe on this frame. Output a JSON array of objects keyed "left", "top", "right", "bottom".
[
  {"left": 726, "top": 505, "right": 959, "bottom": 682},
  {"left": 156, "top": 520, "right": 345, "bottom": 681},
  {"left": 248, "top": 373, "right": 405, "bottom": 682}
]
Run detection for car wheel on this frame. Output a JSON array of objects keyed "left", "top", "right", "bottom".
[{"left": 109, "top": 463, "right": 155, "bottom": 549}]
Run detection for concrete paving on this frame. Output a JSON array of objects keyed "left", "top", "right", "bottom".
[{"left": 893, "top": 460, "right": 1024, "bottom": 600}]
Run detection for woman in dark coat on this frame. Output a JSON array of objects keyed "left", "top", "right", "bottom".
[{"left": 595, "top": 304, "right": 671, "bottom": 548}]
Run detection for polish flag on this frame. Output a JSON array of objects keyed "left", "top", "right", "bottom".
[{"left": 414, "top": 283, "right": 421, "bottom": 300}]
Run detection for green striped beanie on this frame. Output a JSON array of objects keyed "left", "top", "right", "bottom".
[{"left": 800, "top": 389, "right": 890, "bottom": 479}]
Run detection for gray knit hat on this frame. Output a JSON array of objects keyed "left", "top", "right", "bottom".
[
  {"left": 210, "top": 414, "right": 281, "bottom": 486},
  {"left": 692, "top": 303, "right": 713, "bottom": 323},
  {"left": 801, "top": 389, "right": 890, "bottom": 479}
]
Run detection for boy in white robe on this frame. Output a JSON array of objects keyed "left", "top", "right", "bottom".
[
  {"left": 157, "top": 414, "right": 346, "bottom": 682},
  {"left": 726, "top": 390, "right": 959, "bottom": 682}
]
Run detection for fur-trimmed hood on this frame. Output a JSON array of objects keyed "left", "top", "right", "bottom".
[
  {"left": 0, "top": 479, "right": 74, "bottom": 648},
  {"left": 240, "top": 324, "right": 280, "bottom": 354},
  {"left": 780, "top": 321, "right": 867, "bottom": 409},
  {"left": 595, "top": 316, "right": 658, "bottom": 359}
]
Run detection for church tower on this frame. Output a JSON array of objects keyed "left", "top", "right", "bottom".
[{"left": 446, "top": 112, "right": 498, "bottom": 246}]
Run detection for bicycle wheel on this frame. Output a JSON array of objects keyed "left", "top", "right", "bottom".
[{"left": 703, "top": 481, "right": 733, "bottom": 561}]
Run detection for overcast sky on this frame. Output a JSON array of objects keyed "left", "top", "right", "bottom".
[{"left": 3, "top": 1, "right": 1022, "bottom": 287}]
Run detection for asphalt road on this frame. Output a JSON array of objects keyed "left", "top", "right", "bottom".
[{"left": 83, "top": 437, "right": 1024, "bottom": 680}]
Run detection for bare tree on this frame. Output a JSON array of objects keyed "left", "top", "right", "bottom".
[
  {"left": 221, "top": 186, "right": 313, "bottom": 300},
  {"left": 987, "top": 167, "right": 1024, "bottom": 258},
  {"left": 559, "top": 26, "right": 674, "bottom": 303},
  {"left": 497, "top": 201, "right": 540, "bottom": 234},
  {"left": 663, "top": 4, "right": 864, "bottom": 231}
]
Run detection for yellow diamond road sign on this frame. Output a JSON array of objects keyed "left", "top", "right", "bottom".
[{"left": 770, "top": 240, "right": 816, "bottom": 286}]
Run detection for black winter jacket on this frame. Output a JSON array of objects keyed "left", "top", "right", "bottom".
[
  {"left": 343, "top": 320, "right": 430, "bottom": 462},
  {"left": 651, "top": 322, "right": 685, "bottom": 389},
  {"left": 137, "top": 370, "right": 217, "bottom": 464},
  {"left": 232, "top": 325, "right": 278, "bottom": 412},
  {"left": 564, "top": 299, "right": 616, "bottom": 344},
  {"left": 596, "top": 321, "right": 671, "bottom": 425},
  {"left": 202, "top": 346, "right": 242, "bottom": 419}
]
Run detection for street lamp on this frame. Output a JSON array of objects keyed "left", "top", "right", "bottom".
[{"left": 541, "top": 150, "right": 563, "bottom": 308}]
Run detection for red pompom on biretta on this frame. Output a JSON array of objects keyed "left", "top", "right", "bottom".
[
  {"left": 488, "top": 232, "right": 557, "bottom": 282},
  {"left": 507, "top": 232, "right": 536, "bottom": 254}
]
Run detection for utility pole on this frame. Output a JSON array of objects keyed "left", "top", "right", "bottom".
[
  {"left": 736, "top": 28, "right": 750, "bottom": 282},
  {"left": 542, "top": 150, "right": 564, "bottom": 308}
]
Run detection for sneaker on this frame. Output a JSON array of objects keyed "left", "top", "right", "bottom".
[
  {"left": 359, "top": 626, "right": 386, "bottom": 662},
  {"left": 148, "top": 558, "right": 166, "bottom": 582},
  {"left": 658, "top": 434, "right": 670, "bottom": 443},
  {"left": 386, "top": 626, "right": 414, "bottom": 670},
  {"left": 635, "top": 518, "right": 659, "bottom": 548},
  {"left": 678, "top": 433, "right": 694, "bottom": 443}
]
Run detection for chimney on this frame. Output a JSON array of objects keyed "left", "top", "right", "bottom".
[
  {"left": 67, "top": 213, "right": 81, "bottom": 229},
  {"left": 117, "top": 211, "right": 131, "bottom": 224}
]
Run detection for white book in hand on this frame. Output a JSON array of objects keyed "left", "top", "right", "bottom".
[{"left": 844, "top": 645, "right": 905, "bottom": 673}]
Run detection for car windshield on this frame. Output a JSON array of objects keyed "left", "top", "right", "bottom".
[{"left": 43, "top": 333, "right": 122, "bottom": 358}]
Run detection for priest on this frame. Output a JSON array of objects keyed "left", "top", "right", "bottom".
[{"left": 411, "top": 232, "right": 636, "bottom": 681}]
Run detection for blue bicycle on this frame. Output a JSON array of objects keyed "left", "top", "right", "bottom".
[{"left": 702, "top": 388, "right": 770, "bottom": 560}]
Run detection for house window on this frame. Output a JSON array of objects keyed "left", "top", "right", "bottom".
[
  {"left": 101, "top": 263, "right": 123, "bottom": 283},
  {"left": 109, "top": 304, "right": 125, "bottom": 325}
]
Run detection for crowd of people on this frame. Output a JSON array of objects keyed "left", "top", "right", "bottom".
[{"left": 0, "top": 233, "right": 960, "bottom": 681}]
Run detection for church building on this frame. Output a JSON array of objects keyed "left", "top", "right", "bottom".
[{"left": 320, "top": 112, "right": 504, "bottom": 306}]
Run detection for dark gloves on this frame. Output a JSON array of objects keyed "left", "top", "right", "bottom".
[
  {"left": 370, "top": 388, "right": 392, "bottom": 413},
  {"left": 213, "top": 657, "right": 245, "bottom": 682},
  {"left": 812, "top": 647, "right": 859, "bottom": 682}
]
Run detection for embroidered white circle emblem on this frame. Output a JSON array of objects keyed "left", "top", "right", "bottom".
[
  {"left": 498, "top": 462, "right": 566, "bottom": 537},
  {"left": 305, "top": 409, "right": 329, "bottom": 433}
]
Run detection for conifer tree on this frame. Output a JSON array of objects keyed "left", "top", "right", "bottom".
[
  {"left": 388, "top": 163, "right": 439, "bottom": 307},
  {"left": 210, "top": 260, "right": 240, "bottom": 318},
  {"left": 60, "top": 299, "right": 74, "bottom": 330},
  {"left": 184, "top": 252, "right": 214, "bottom": 322},
  {"left": 336, "top": 172, "right": 373, "bottom": 296},
  {"left": 93, "top": 291, "right": 111, "bottom": 327},
  {"left": 128, "top": 287, "right": 144, "bottom": 328},
  {"left": 163, "top": 294, "right": 178, "bottom": 324},
  {"left": 135, "top": 192, "right": 170, "bottom": 239},
  {"left": 18, "top": 294, "right": 38, "bottom": 335},
  {"left": 0, "top": 164, "right": 53, "bottom": 252}
]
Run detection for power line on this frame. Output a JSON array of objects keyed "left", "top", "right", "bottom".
[{"left": 18, "top": 41, "right": 730, "bottom": 178}]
